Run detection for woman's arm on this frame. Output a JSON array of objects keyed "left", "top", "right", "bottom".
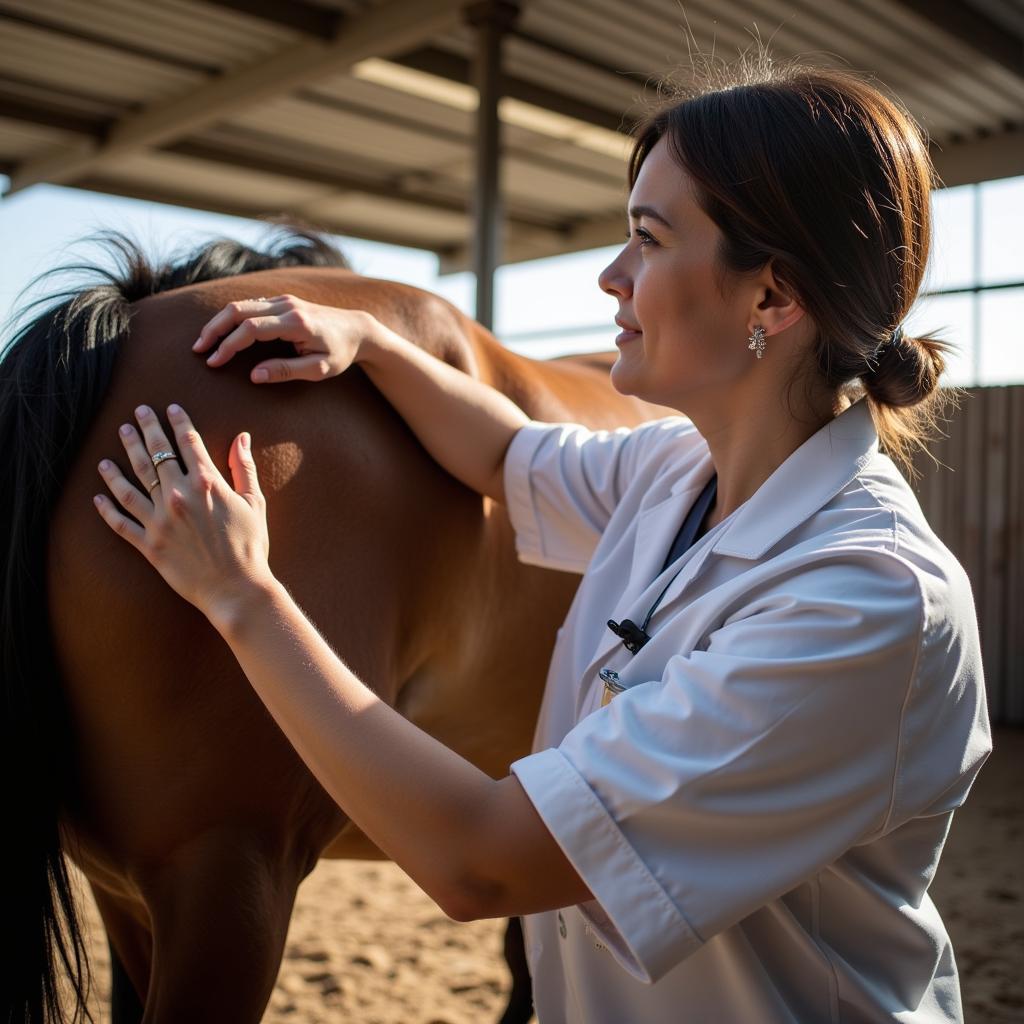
[
  {"left": 195, "top": 296, "right": 528, "bottom": 503},
  {"left": 220, "top": 574, "right": 592, "bottom": 921},
  {"left": 360, "top": 325, "right": 527, "bottom": 505}
]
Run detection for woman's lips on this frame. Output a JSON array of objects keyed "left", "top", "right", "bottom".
[{"left": 615, "top": 328, "right": 641, "bottom": 346}]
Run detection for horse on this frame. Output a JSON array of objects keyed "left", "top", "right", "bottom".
[{"left": 0, "top": 229, "right": 667, "bottom": 1023}]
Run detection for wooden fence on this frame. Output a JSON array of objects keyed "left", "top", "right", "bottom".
[{"left": 909, "top": 385, "right": 1023, "bottom": 725}]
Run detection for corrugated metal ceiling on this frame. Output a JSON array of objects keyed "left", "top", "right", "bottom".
[{"left": 1, "top": 0, "right": 1021, "bottom": 268}]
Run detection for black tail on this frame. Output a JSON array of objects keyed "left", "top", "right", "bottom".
[
  {"left": 0, "top": 227, "right": 349, "bottom": 1023},
  {"left": 0, "top": 272, "right": 123, "bottom": 1023}
]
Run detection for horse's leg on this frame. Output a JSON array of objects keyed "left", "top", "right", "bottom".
[
  {"left": 139, "top": 827, "right": 304, "bottom": 1023},
  {"left": 498, "top": 917, "right": 535, "bottom": 1024},
  {"left": 89, "top": 884, "right": 150, "bottom": 1023}
]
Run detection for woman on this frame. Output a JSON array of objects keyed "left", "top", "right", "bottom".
[{"left": 95, "top": 59, "right": 991, "bottom": 1022}]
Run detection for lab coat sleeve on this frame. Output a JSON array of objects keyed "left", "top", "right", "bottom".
[
  {"left": 503, "top": 417, "right": 694, "bottom": 574},
  {"left": 511, "top": 550, "right": 982, "bottom": 983}
]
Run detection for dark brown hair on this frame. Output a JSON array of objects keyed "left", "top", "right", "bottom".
[{"left": 629, "top": 55, "right": 952, "bottom": 471}]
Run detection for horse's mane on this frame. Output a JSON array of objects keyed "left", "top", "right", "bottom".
[
  {"left": 7, "top": 225, "right": 349, "bottom": 337},
  {"left": 0, "top": 226, "right": 349, "bottom": 1024}
]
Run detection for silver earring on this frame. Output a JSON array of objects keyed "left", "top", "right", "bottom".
[{"left": 747, "top": 325, "right": 766, "bottom": 359}]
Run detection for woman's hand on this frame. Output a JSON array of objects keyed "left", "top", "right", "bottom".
[
  {"left": 193, "top": 295, "right": 377, "bottom": 384},
  {"left": 93, "top": 403, "right": 275, "bottom": 628}
]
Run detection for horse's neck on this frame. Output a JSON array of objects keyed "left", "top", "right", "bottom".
[{"left": 478, "top": 339, "right": 669, "bottom": 430}]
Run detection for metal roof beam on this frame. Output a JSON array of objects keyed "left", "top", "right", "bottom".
[
  {"left": 931, "top": 129, "right": 1024, "bottom": 186},
  {"left": 0, "top": 92, "right": 107, "bottom": 138},
  {"left": 67, "top": 177, "right": 451, "bottom": 253},
  {"left": 294, "top": 85, "right": 626, "bottom": 189},
  {"left": 509, "top": 27, "right": 648, "bottom": 90},
  {"left": 5, "top": 0, "right": 470, "bottom": 195},
  {"left": 163, "top": 138, "right": 566, "bottom": 235},
  {"left": 201, "top": 0, "right": 642, "bottom": 134},
  {"left": 395, "top": 46, "right": 635, "bottom": 135},
  {"left": 0, "top": 71, "right": 133, "bottom": 119},
  {"left": 440, "top": 215, "right": 610, "bottom": 273},
  {"left": 196, "top": 0, "right": 342, "bottom": 40},
  {"left": 163, "top": 139, "right": 470, "bottom": 214},
  {"left": 0, "top": 7, "right": 219, "bottom": 75},
  {"left": 0, "top": 98, "right": 565, "bottom": 233},
  {"left": 0, "top": 90, "right": 574, "bottom": 241},
  {"left": 887, "top": 0, "right": 1024, "bottom": 81},
  {"left": 70, "top": 173, "right": 564, "bottom": 259}
]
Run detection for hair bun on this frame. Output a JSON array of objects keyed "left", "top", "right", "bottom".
[{"left": 862, "top": 332, "right": 945, "bottom": 409}]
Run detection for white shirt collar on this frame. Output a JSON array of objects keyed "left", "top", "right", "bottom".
[{"left": 677, "top": 398, "right": 881, "bottom": 561}]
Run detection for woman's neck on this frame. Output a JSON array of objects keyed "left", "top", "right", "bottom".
[{"left": 688, "top": 383, "right": 845, "bottom": 531}]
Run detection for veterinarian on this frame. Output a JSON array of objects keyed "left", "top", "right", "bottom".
[{"left": 95, "top": 59, "right": 991, "bottom": 1022}]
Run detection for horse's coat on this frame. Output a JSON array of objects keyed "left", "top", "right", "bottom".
[{"left": 18, "top": 257, "right": 667, "bottom": 1022}]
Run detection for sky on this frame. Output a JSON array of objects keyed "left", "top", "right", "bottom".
[{"left": 1, "top": 172, "right": 1021, "bottom": 384}]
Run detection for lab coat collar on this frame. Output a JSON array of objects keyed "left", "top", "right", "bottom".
[
  {"left": 706, "top": 397, "right": 879, "bottom": 560},
  {"left": 580, "top": 400, "right": 879, "bottom": 693}
]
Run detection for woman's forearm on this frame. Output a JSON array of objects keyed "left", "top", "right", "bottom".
[
  {"left": 360, "top": 324, "right": 529, "bottom": 503},
  {"left": 212, "top": 577, "right": 511, "bottom": 918}
]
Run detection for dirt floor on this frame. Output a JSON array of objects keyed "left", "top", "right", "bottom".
[
  {"left": 72, "top": 728, "right": 1022, "bottom": 1023},
  {"left": 928, "top": 728, "right": 1024, "bottom": 1024}
]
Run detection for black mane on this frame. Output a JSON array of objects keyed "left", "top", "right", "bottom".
[{"left": 6, "top": 225, "right": 349, "bottom": 341}]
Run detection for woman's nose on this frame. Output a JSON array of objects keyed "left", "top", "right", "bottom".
[{"left": 598, "top": 249, "right": 632, "bottom": 299}]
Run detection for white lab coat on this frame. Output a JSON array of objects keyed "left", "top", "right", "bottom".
[{"left": 505, "top": 398, "right": 991, "bottom": 1024}]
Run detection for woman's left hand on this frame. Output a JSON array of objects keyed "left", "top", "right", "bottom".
[{"left": 94, "top": 402, "right": 274, "bottom": 626}]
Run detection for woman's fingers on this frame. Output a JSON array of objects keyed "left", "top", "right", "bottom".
[
  {"left": 94, "top": 397, "right": 273, "bottom": 620},
  {"left": 97, "top": 458, "right": 153, "bottom": 526},
  {"left": 118, "top": 421, "right": 162, "bottom": 495},
  {"left": 228, "top": 432, "right": 264, "bottom": 508},
  {"left": 193, "top": 295, "right": 363, "bottom": 384},
  {"left": 134, "top": 405, "right": 184, "bottom": 485},
  {"left": 193, "top": 297, "right": 284, "bottom": 355},
  {"left": 204, "top": 314, "right": 301, "bottom": 369},
  {"left": 93, "top": 492, "right": 146, "bottom": 549},
  {"left": 167, "top": 404, "right": 215, "bottom": 477},
  {"left": 251, "top": 353, "right": 334, "bottom": 384}
]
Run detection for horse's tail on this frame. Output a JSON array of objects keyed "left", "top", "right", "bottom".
[
  {"left": 0, "top": 228, "right": 350, "bottom": 1022},
  {"left": 0, "top": 278, "right": 129, "bottom": 1022}
]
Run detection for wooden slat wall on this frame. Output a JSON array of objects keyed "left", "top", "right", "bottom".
[{"left": 909, "top": 386, "right": 1024, "bottom": 724}]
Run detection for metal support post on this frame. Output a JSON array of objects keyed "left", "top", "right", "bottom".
[{"left": 466, "top": 1, "right": 519, "bottom": 330}]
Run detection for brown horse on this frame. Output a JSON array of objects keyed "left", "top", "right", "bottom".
[{"left": 1, "top": 231, "right": 666, "bottom": 1023}]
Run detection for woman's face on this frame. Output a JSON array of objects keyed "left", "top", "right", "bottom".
[{"left": 599, "top": 137, "right": 754, "bottom": 412}]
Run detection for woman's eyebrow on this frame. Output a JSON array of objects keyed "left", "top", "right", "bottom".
[{"left": 628, "top": 204, "right": 674, "bottom": 229}]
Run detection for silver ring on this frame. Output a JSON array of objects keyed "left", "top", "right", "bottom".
[
  {"left": 146, "top": 478, "right": 162, "bottom": 494},
  {"left": 255, "top": 296, "right": 267, "bottom": 301},
  {"left": 151, "top": 450, "right": 178, "bottom": 468}
]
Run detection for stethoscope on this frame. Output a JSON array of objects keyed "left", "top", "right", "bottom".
[{"left": 599, "top": 474, "right": 718, "bottom": 706}]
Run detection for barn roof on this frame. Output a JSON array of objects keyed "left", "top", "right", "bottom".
[{"left": 2, "top": 0, "right": 1022, "bottom": 270}]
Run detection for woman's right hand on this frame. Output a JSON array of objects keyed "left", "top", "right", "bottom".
[{"left": 193, "top": 295, "right": 378, "bottom": 384}]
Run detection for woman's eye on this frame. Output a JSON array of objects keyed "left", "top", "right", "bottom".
[{"left": 625, "top": 227, "right": 657, "bottom": 247}]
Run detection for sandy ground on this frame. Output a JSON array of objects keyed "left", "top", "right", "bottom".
[{"left": 72, "top": 729, "right": 1022, "bottom": 1023}]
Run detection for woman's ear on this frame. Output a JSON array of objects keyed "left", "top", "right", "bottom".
[{"left": 750, "top": 262, "right": 807, "bottom": 337}]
